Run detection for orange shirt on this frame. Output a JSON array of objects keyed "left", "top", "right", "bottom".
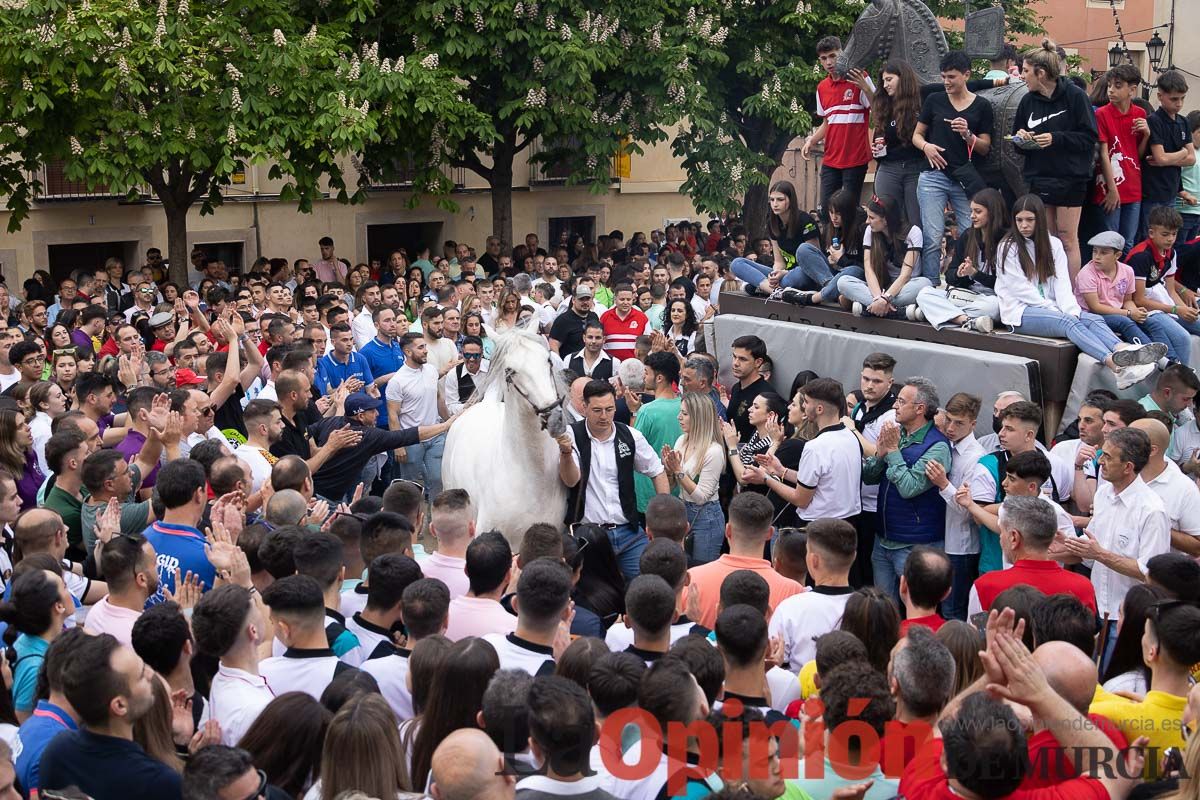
[{"left": 687, "top": 554, "right": 803, "bottom": 629}]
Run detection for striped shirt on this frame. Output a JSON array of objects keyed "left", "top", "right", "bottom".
[
  {"left": 816, "top": 75, "right": 875, "bottom": 169},
  {"left": 598, "top": 307, "right": 648, "bottom": 361}
]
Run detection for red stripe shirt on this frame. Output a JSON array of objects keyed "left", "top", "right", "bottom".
[{"left": 599, "top": 307, "right": 649, "bottom": 362}]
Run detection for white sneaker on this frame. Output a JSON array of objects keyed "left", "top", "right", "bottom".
[
  {"left": 852, "top": 302, "right": 865, "bottom": 317},
  {"left": 1116, "top": 361, "right": 1157, "bottom": 389},
  {"left": 969, "top": 316, "right": 994, "bottom": 333},
  {"left": 906, "top": 306, "right": 925, "bottom": 322},
  {"left": 1112, "top": 342, "right": 1168, "bottom": 367}
]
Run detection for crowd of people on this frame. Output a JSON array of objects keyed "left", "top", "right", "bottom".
[{"left": 0, "top": 32, "right": 1194, "bottom": 800}]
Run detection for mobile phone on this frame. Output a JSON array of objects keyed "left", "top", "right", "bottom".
[{"left": 1164, "top": 747, "right": 1184, "bottom": 775}]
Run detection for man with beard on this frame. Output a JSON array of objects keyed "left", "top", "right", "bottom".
[
  {"left": 40, "top": 633, "right": 180, "bottom": 798},
  {"left": 386, "top": 333, "right": 451, "bottom": 502},
  {"left": 271, "top": 369, "right": 360, "bottom": 470},
  {"left": 235, "top": 400, "right": 286, "bottom": 493},
  {"left": 83, "top": 534, "right": 160, "bottom": 646}
]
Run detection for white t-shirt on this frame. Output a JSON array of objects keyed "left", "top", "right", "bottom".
[
  {"left": 385, "top": 363, "right": 441, "bottom": 428},
  {"left": 482, "top": 632, "right": 556, "bottom": 676},
  {"left": 204, "top": 665, "right": 275, "bottom": 746},
  {"left": 0, "top": 370, "right": 19, "bottom": 393},
  {"left": 863, "top": 226, "right": 923, "bottom": 280},
  {"left": 795, "top": 426, "right": 863, "bottom": 521},
  {"left": 361, "top": 645, "right": 414, "bottom": 721},
  {"left": 767, "top": 587, "right": 853, "bottom": 671},
  {"left": 259, "top": 650, "right": 345, "bottom": 701},
  {"left": 30, "top": 412, "right": 52, "bottom": 476},
  {"left": 1144, "top": 460, "right": 1200, "bottom": 541},
  {"left": 566, "top": 423, "right": 664, "bottom": 525},
  {"left": 233, "top": 445, "right": 273, "bottom": 494}
]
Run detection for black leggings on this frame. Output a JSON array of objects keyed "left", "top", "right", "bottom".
[{"left": 819, "top": 163, "right": 869, "bottom": 219}]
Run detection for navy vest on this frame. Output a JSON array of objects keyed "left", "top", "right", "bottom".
[
  {"left": 877, "top": 424, "right": 949, "bottom": 544},
  {"left": 565, "top": 419, "right": 638, "bottom": 525}
]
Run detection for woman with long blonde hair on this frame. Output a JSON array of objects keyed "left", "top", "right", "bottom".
[
  {"left": 492, "top": 288, "right": 522, "bottom": 331},
  {"left": 662, "top": 392, "right": 726, "bottom": 564},
  {"left": 314, "top": 694, "right": 421, "bottom": 799}
]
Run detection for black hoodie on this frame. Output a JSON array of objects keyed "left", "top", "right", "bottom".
[{"left": 1013, "top": 76, "right": 1099, "bottom": 183}]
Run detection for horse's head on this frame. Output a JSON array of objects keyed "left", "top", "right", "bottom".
[{"left": 492, "top": 329, "right": 564, "bottom": 431}]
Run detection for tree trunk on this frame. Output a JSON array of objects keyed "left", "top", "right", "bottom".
[
  {"left": 164, "top": 204, "right": 191, "bottom": 287},
  {"left": 489, "top": 141, "right": 516, "bottom": 251}
]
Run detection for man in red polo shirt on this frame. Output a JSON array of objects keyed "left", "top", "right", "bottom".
[
  {"left": 899, "top": 545, "right": 951, "bottom": 635},
  {"left": 968, "top": 495, "right": 1097, "bottom": 616},
  {"left": 801, "top": 35, "right": 875, "bottom": 216},
  {"left": 598, "top": 283, "right": 647, "bottom": 362}
]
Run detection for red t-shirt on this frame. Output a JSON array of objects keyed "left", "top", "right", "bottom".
[
  {"left": 971, "top": 559, "right": 1097, "bottom": 615},
  {"left": 900, "top": 737, "right": 1109, "bottom": 800},
  {"left": 98, "top": 337, "right": 119, "bottom": 358},
  {"left": 816, "top": 76, "right": 873, "bottom": 169},
  {"left": 1093, "top": 102, "right": 1147, "bottom": 205},
  {"left": 599, "top": 307, "right": 648, "bottom": 362},
  {"left": 1022, "top": 715, "right": 1129, "bottom": 790},
  {"left": 900, "top": 614, "right": 947, "bottom": 637}
]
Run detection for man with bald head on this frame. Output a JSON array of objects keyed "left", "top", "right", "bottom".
[
  {"left": 430, "top": 728, "right": 515, "bottom": 800},
  {"left": 265, "top": 490, "right": 308, "bottom": 528},
  {"left": 270, "top": 455, "right": 313, "bottom": 501},
  {"left": 566, "top": 376, "right": 589, "bottom": 423},
  {"left": 1133, "top": 417, "right": 1200, "bottom": 557}
]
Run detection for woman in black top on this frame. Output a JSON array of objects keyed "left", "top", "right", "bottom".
[
  {"left": 913, "top": 187, "right": 1008, "bottom": 331},
  {"left": 872, "top": 59, "right": 924, "bottom": 225},
  {"left": 1013, "top": 40, "right": 1099, "bottom": 279},
  {"left": 729, "top": 180, "right": 823, "bottom": 296},
  {"left": 778, "top": 189, "right": 868, "bottom": 308}
]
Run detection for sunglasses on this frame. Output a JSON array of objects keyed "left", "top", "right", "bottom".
[
  {"left": 240, "top": 769, "right": 268, "bottom": 800},
  {"left": 138, "top": 288, "right": 155, "bottom": 295},
  {"left": 388, "top": 477, "right": 425, "bottom": 495},
  {"left": 462, "top": 352, "right": 482, "bottom": 360}
]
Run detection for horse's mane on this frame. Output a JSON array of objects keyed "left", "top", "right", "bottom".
[{"left": 466, "top": 323, "right": 566, "bottom": 408}]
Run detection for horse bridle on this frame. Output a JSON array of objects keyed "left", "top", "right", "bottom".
[{"left": 505, "top": 362, "right": 560, "bottom": 431}]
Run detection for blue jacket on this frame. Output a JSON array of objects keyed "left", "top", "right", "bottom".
[{"left": 878, "top": 425, "right": 950, "bottom": 544}]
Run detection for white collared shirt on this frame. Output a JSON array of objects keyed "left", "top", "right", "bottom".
[
  {"left": 1143, "top": 460, "right": 1200, "bottom": 541},
  {"left": 344, "top": 612, "right": 397, "bottom": 660},
  {"left": 351, "top": 307, "right": 377, "bottom": 349},
  {"left": 361, "top": 644, "right": 413, "bottom": 721},
  {"left": 515, "top": 773, "right": 610, "bottom": 797},
  {"left": 259, "top": 648, "right": 345, "bottom": 701},
  {"left": 939, "top": 433, "right": 986, "bottom": 555},
  {"left": 795, "top": 425, "right": 863, "bottom": 521},
  {"left": 858, "top": 409, "right": 895, "bottom": 512},
  {"left": 205, "top": 664, "right": 274, "bottom": 746},
  {"left": 566, "top": 423, "right": 663, "bottom": 526},
  {"left": 444, "top": 361, "right": 489, "bottom": 417},
  {"left": 767, "top": 586, "right": 853, "bottom": 671},
  {"left": 1090, "top": 477, "right": 1170, "bottom": 617},
  {"left": 482, "top": 632, "right": 556, "bottom": 676}
]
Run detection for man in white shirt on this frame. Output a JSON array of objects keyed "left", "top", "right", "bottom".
[
  {"left": 344, "top": 553, "right": 419, "bottom": 661},
  {"left": 351, "top": 282, "right": 383, "bottom": 348},
  {"left": 444, "top": 337, "right": 488, "bottom": 416},
  {"left": 1061, "top": 426, "right": 1170, "bottom": 672},
  {"left": 233, "top": 400, "right": 284, "bottom": 493},
  {"left": 192, "top": 584, "right": 274, "bottom": 746},
  {"left": 556, "top": 379, "right": 668, "bottom": 580},
  {"left": 769, "top": 518, "right": 856, "bottom": 671},
  {"left": 483, "top": 559, "right": 571, "bottom": 676},
  {"left": 1132, "top": 418, "right": 1200, "bottom": 557},
  {"left": 1050, "top": 395, "right": 1108, "bottom": 515},
  {"left": 386, "top": 333, "right": 449, "bottom": 501},
  {"left": 565, "top": 322, "right": 618, "bottom": 381},
  {"left": 259, "top": 575, "right": 352, "bottom": 700},
  {"left": 363, "top": 567, "right": 446, "bottom": 723},
  {"left": 924, "top": 392, "right": 984, "bottom": 620},
  {"left": 749, "top": 377, "right": 862, "bottom": 523},
  {"left": 532, "top": 255, "right": 563, "bottom": 304},
  {"left": 422, "top": 489, "right": 475, "bottom": 600}
]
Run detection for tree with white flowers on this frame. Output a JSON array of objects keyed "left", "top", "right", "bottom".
[
  {"left": 0, "top": 0, "right": 485, "bottom": 284},
  {"left": 361, "top": 0, "right": 701, "bottom": 248}
]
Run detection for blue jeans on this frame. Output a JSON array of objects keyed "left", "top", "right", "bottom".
[
  {"left": 872, "top": 539, "right": 945, "bottom": 610},
  {"left": 917, "top": 170, "right": 972, "bottom": 281},
  {"left": 1014, "top": 307, "right": 1120, "bottom": 363},
  {"left": 943, "top": 552, "right": 979, "bottom": 621},
  {"left": 1182, "top": 214, "right": 1200, "bottom": 243},
  {"left": 399, "top": 432, "right": 446, "bottom": 500},
  {"left": 609, "top": 522, "right": 648, "bottom": 581},
  {"left": 838, "top": 275, "right": 932, "bottom": 312},
  {"left": 1100, "top": 312, "right": 1192, "bottom": 365},
  {"left": 1104, "top": 202, "right": 1141, "bottom": 254},
  {"left": 873, "top": 158, "right": 923, "bottom": 227},
  {"left": 1099, "top": 618, "right": 1119, "bottom": 675},
  {"left": 731, "top": 245, "right": 834, "bottom": 293},
  {"left": 685, "top": 500, "right": 725, "bottom": 565}
]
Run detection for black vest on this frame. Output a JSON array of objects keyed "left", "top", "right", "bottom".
[
  {"left": 565, "top": 419, "right": 639, "bottom": 525},
  {"left": 566, "top": 352, "right": 614, "bottom": 381},
  {"left": 455, "top": 363, "right": 477, "bottom": 404}
]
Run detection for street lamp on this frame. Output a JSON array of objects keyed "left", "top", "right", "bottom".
[
  {"left": 1108, "top": 43, "right": 1125, "bottom": 69},
  {"left": 1147, "top": 31, "right": 1166, "bottom": 72}
]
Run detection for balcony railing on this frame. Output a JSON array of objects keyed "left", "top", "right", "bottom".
[
  {"left": 362, "top": 156, "right": 466, "bottom": 191},
  {"left": 31, "top": 161, "right": 136, "bottom": 201}
]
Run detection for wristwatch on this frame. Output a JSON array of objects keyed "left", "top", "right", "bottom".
[
  {"left": 727, "top": 447, "right": 738, "bottom": 456},
  {"left": 674, "top": 471, "right": 686, "bottom": 481}
]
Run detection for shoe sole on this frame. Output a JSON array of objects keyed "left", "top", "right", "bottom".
[
  {"left": 1112, "top": 343, "right": 1168, "bottom": 367},
  {"left": 1117, "top": 363, "right": 1156, "bottom": 389}
]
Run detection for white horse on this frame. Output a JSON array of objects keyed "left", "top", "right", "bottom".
[{"left": 441, "top": 326, "right": 568, "bottom": 549}]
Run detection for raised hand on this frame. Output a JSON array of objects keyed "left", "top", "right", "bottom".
[
  {"left": 188, "top": 719, "right": 222, "bottom": 755},
  {"left": 721, "top": 420, "right": 739, "bottom": 448},
  {"left": 146, "top": 391, "right": 172, "bottom": 432},
  {"left": 95, "top": 497, "right": 121, "bottom": 545},
  {"left": 763, "top": 412, "right": 785, "bottom": 443},
  {"left": 164, "top": 569, "right": 203, "bottom": 609},
  {"left": 306, "top": 498, "right": 331, "bottom": 528},
  {"left": 170, "top": 688, "right": 196, "bottom": 746},
  {"left": 754, "top": 452, "right": 785, "bottom": 475}
]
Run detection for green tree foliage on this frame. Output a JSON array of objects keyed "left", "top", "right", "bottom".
[
  {"left": 0, "top": 0, "right": 484, "bottom": 283},
  {"left": 360, "top": 0, "right": 700, "bottom": 248}
]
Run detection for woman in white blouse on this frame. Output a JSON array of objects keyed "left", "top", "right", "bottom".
[
  {"left": 28, "top": 381, "right": 67, "bottom": 476},
  {"left": 995, "top": 194, "right": 1164, "bottom": 389},
  {"left": 662, "top": 392, "right": 727, "bottom": 564}
]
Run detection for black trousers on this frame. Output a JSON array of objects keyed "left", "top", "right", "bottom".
[
  {"left": 849, "top": 510, "right": 878, "bottom": 589},
  {"left": 819, "top": 163, "right": 869, "bottom": 218}
]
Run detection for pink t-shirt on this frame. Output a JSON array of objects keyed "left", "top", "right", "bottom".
[
  {"left": 420, "top": 552, "right": 470, "bottom": 601},
  {"left": 444, "top": 595, "right": 517, "bottom": 641},
  {"left": 83, "top": 596, "right": 142, "bottom": 646},
  {"left": 1074, "top": 261, "right": 1136, "bottom": 311}
]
